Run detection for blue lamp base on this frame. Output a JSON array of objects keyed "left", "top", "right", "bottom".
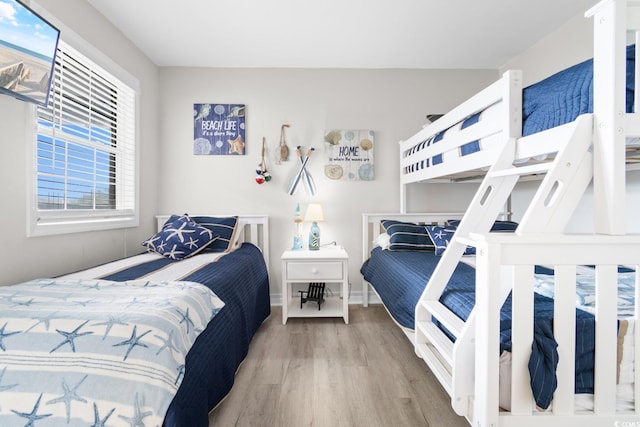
[{"left": 308, "top": 221, "right": 320, "bottom": 250}]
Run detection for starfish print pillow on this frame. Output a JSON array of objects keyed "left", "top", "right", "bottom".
[
  {"left": 425, "top": 225, "right": 476, "bottom": 256},
  {"left": 142, "top": 214, "right": 218, "bottom": 260}
]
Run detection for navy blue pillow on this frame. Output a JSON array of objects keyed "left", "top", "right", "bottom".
[
  {"left": 142, "top": 215, "right": 217, "bottom": 260},
  {"left": 381, "top": 220, "right": 435, "bottom": 252},
  {"left": 188, "top": 215, "right": 239, "bottom": 253},
  {"left": 447, "top": 219, "right": 518, "bottom": 232},
  {"left": 425, "top": 225, "right": 475, "bottom": 256}
]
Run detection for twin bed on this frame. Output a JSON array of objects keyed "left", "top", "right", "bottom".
[
  {"left": 0, "top": 214, "right": 270, "bottom": 427},
  {"left": 362, "top": 0, "right": 640, "bottom": 426}
]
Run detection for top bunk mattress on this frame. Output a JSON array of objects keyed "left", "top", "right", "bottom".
[
  {"left": 522, "top": 44, "right": 635, "bottom": 136},
  {"left": 401, "top": 45, "right": 638, "bottom": 182}
]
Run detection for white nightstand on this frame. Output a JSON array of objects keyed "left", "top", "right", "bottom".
[{"left": 281, "top": 247, "right": 349, "bottom": 324}]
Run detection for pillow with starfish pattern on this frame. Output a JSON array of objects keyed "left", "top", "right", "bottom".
[
  {"left": 425, "top": 225, "right": 475, "bottom": 256},
  {"left": 142, "top": 214, "right": 218, "bottom": 260}
]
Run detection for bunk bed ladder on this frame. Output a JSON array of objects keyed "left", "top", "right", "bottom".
[
  {"left": 415, "top": 135, "right": 522, "bottom": 417},
  {"left": 414, "top": 113, "right": 595, "bottom": 418}
]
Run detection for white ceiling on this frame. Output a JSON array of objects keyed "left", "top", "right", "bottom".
[{"left": 87, "top": 0, "right": 597, "bottom": 69}]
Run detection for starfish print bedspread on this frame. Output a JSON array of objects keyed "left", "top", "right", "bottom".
[{"left": 0, "top": 278, "right": 225, "bottom": 427}]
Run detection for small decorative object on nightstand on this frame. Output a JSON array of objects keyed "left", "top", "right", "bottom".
[
  {"left": 281, "top": 246, "right": 349, "bottom": 324},
  {"left": 305, "top": 203, "right": 324, "bottom": 250},
  {"left": 299, "top": 282, "right": 325, "bottom": 309}
]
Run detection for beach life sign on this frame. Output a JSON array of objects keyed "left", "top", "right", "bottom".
[
  {"left": 193, "top": 103, "right": 246, "bottom": 155},
  {"left": 323, "top": 129, "right": 374, "bottom": 181}
]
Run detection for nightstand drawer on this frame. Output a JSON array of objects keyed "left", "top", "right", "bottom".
[{"left": 286, "top": 261, "right": 343, "bottom": 280}]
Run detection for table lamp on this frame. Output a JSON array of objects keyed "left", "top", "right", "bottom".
[{"left": 304, "top": 203, "right": 324, "bottom": 250}]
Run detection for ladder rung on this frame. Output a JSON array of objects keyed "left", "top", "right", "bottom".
[
  {"left": 416, "top": 320, "right": 455, "bottom": 367},
  {"left": 421, "top": 300, "right": 465, "bottom": 338},
  {"left": 414, "top": 341, "right": 453, "bottom": 395},
  {"left": 489, "top": 161, "right": 552, "bottom": 178},
  {"left": 453, "top": 235, "right": 475, "bottom": 248}
]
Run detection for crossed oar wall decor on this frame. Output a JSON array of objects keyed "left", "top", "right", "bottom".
[{"left": 288, "top": 146, "right": 316, "bottom": 196}]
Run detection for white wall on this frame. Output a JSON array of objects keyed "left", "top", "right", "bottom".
[
  {"left": 0, "top": 0, "right": 160, "bottom": 286},
  {"left": 500, "top": 12, "right": 594, "bottom": 86},
  {"left": 158, "top": 67, "right": 497, "bottom": 302}
]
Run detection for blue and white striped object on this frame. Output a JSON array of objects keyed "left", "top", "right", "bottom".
[
  {"left": 381, "top": 219, "right": 435, "bottom": 252},
  {"left": 534, "top": 269, "right": 636, "bottom": 318},
  {"left": 0, "top": 278, "right": 224, "bottom": 427}
]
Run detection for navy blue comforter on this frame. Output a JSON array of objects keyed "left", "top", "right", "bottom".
[
  {"left": 522, "top": 44, "right": 635, "bottom": 135},
  {"left": 428, "top": 45, "right": 635, "bottom": 145},
  {"left": 103, "top": 243, "right": 271, "bottom": 427},
  {"left": 360, "top": 247, "right": 595, "bottom": 409}
]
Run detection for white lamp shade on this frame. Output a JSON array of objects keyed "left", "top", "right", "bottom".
[{"left": 304, "top": 203, "right": 324, "bottom": 222}]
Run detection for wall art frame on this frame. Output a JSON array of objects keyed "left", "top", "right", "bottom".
[
  {"left": 193, "top": 103, "right": 246, "bottom": 155},
  {"left": 323, "top": 129, "right": 374, "bottom": 181}
]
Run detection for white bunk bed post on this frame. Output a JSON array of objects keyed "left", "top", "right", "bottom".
[
  {"left": 587, "top": 0, "right": 627, "bottom": 235},
  {"left": 636, "top": 266, "right": 640, "bottom": 415},
  {"left": 472, "top": 237, "right": 506, "bottom": 427},
  {"left": 549, "top": 265, "right": 577, "bottom": 415},
  {"left": 400, "top": 166, "right": 407, "bottom": 214}
]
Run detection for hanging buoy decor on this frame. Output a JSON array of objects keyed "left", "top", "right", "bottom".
[{"left": 256, "top": 137, "right": 271, "bottom": 184}]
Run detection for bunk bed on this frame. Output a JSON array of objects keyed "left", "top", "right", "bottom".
[
  {"left": 0, "top": 214, "right": 270, "bottom": 427},
  {"left": 361, "top": 1, "right": 640, "bottom": 426}
]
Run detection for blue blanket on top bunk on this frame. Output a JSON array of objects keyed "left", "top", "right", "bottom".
[
  {"left": 360, "top": 247, "right": 596, "bottom": 410},
  {"left": 522, "top": 44, "right": 635, "bottom": 136},
  {"left": 426, "top": 45, "right": 635, "bottom": 148}
]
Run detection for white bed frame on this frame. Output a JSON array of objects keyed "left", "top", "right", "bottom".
[
  {"left": 363, "top": 1, "right": 640, "bottom": 425},
  {"left": 156, "top": 214, "right": 270, "bottom": 266}
]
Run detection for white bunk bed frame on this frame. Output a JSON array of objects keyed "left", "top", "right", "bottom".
[{"left": 365, "top": 1, "right": 640, "bottom": 425}]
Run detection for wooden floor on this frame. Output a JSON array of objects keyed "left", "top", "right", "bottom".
[{"left": 209, "top": 305, "right": 469, "bottom": 427}]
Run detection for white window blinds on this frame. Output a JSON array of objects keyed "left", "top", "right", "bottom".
[{"left": 30, "top": 40, "right": 138, "bottom": 236}]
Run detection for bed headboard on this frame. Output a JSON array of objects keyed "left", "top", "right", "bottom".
[
  {"left": 361, "top": 212, "right": 464, "bottom": 307},
  {"left": 156, "top": 214, "right": 270, "bottom": 267},
  {"left": 361, "top": 212, "right": 464, "bottom": 263}
]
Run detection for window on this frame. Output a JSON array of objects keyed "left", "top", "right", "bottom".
[{"left": 27, "top": 38, "right": 138, "bottom": 236}]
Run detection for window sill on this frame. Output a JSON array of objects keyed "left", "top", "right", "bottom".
[{"left": 28, "top": 214, "right": 139, "bottom": 237}]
